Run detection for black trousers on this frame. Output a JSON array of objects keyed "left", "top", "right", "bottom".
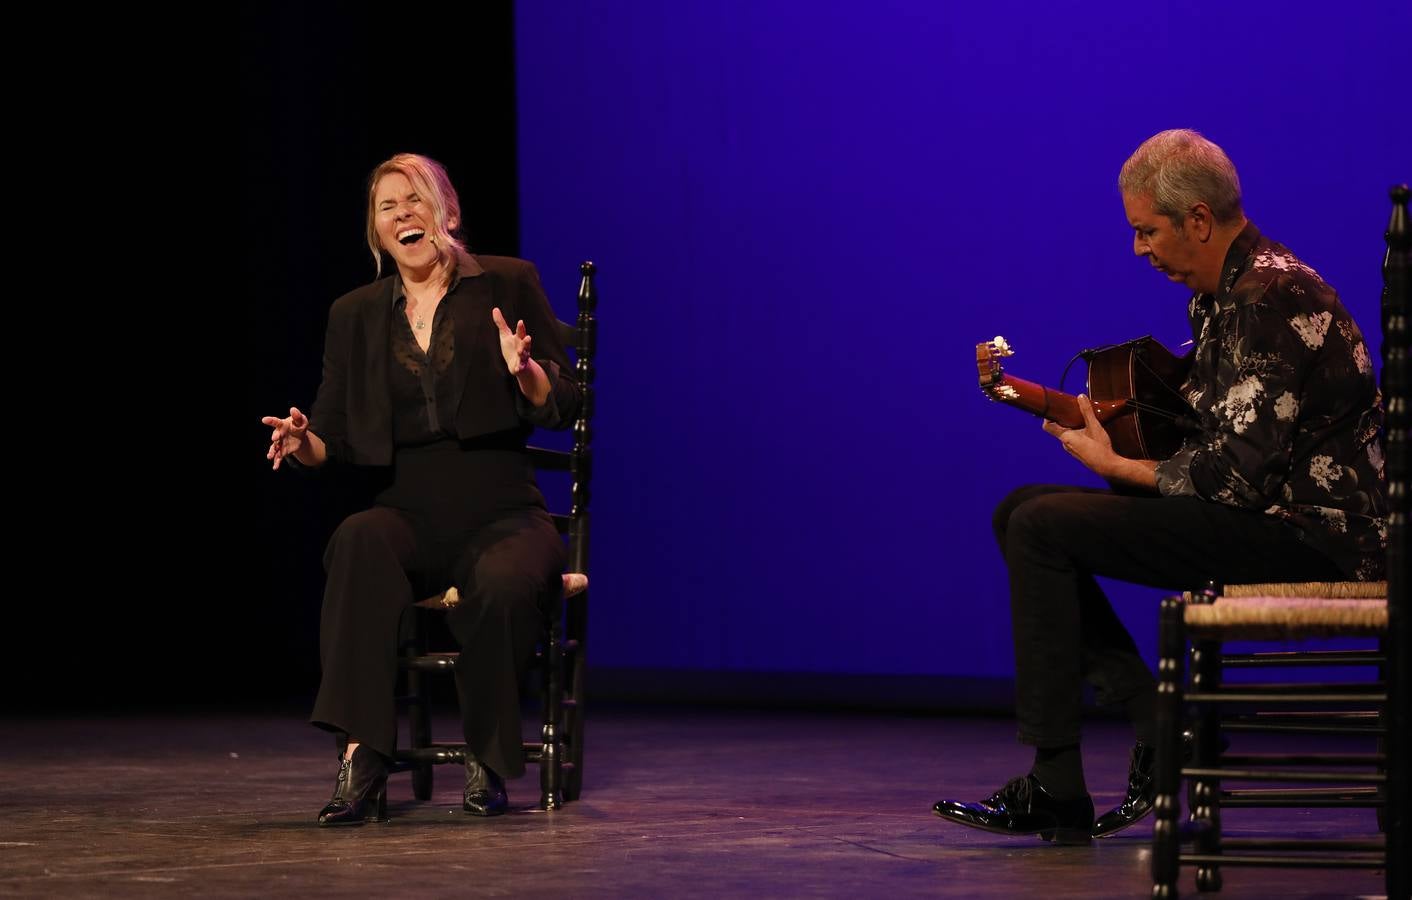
[
  {"left": 310, "top": 503, "right": 564, "bottom": 778},
  {"left": 995, "top": 484, "right": 1343, "bottom": 748}
]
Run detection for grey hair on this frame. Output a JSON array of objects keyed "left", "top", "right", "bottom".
[{"left": 1119, "top": 129, "right": 1243, "bottom": 226}]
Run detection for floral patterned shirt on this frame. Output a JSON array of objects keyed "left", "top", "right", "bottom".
[{"left": 1154, "top": 222, "right": 1387, "bottom": 580}]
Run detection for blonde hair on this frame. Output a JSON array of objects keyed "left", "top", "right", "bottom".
[
  {"left": 365, "top": 153, "right": 468, "bottom": 282},
  {"left": 1119, "top": 129, "right": 1243, "bottom": 226}
]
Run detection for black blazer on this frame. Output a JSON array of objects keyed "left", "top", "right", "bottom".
[{"left": 309, "top": 254, "right": 579, "bottom": 467}]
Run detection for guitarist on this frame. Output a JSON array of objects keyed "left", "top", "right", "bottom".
[{"left": 932, "top": 129, "right": 1388, "bottom": 844}]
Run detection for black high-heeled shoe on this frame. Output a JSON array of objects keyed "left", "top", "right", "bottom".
[{"left": 317, "top": 745, "right": 389, "bottom": 826}]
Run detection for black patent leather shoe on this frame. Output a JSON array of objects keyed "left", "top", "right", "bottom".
[
  {"left": 932, "top": 774, "right": 1095, "bottom": 845},
  {"left": 463, "top": 756, "right": 508, "bottom": 817},
  {"left": 1092, "top": 741, "right": 1157, "bottom": 838},
  {"left": 1093, "top": 730, "right": 1222, "bottom": 838},
  {"left": 317, "top": 745, "right": 389, "bottom": 826}
]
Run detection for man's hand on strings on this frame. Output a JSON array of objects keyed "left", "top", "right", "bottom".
[{"left": 1044, "top": 394, "right": 1117, "bottom": 475}]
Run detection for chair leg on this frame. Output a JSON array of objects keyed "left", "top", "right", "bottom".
[
  {"left": 1190, "top": 638, "right": 1224, "bottom": 893},
  {"left": 539, "top": 596, "right": 564, "bottom": 810},
  {"left": 1153, "top": 596, "right": 1186, "bottom": 899},
  {"left": 1376, "top": 634, "right": 1389, "bottom": 834},
  {"left": 1387, "top": 626, "right": 1409, "bottom": 900},
  {"left": 406, "top": 608, "right": 433, "bottom": 801},
  {"left": 564, "top": 591, "right": 587, "bottom": 802}
]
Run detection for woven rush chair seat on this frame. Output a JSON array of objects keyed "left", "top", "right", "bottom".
[
  {"left": 1218, "top": 580, "right": 1387, "bottom": 599},
  {"left": 416, "top": 573, "right": 589, "bottom": 610},
  {"left": 1183, "top": 595, "right": 1388, "bottom": 640}
]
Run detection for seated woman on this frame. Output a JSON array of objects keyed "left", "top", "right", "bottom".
[{"left": 262, "top": 153, "right": 580, "bottom": 824}]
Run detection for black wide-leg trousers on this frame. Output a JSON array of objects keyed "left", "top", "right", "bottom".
[
  {"left": 994, "top": 484, "right": 1342, "bottom": 748},
  {"left": 311, "top": 496, "right": 564, "bottom": 779}
]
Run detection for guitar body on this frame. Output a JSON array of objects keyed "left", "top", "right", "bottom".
[
  {"left": 976, "top": 335, "right": 1195, "bottom": 460},
  {"left": 1085, "top": 339, "right": 1193, "bottom": 459}
]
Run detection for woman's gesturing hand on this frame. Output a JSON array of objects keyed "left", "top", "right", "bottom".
[
  {"left": 262, "top": 406, "right": 309, "bottom": 470},
  {"left": 492, "top": 306, "right": 531, "bottom": 374}
]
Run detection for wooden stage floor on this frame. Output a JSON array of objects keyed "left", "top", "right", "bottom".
[{"left": 0, "top": 708, "right": 1386, "bottom": 898}]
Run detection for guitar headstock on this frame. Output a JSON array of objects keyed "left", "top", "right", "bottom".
[{"left": 976, "top": 335, "right": 1014, "bottom": 388}]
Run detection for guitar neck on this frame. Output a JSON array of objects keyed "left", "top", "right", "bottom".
[
  {"left": 981, "top": 374, "right": 1083, "bottom": 428},
  {"left": 980, "top": 374, "right": 1130, "bottom": 429}
]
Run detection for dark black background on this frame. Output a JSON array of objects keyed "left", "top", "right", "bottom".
[{"left": 9, "top": 2, "right": 520, "bottom": 713}]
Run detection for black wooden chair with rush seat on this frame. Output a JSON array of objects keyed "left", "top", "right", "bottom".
[
  {"left": 1151, "top": 187, "right": 1408, "bottom": 899},
  {"left": 389, "top": 261, "right": 597, "bottom": 812}
]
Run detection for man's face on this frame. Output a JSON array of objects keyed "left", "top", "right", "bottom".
[{"left": 1124, "top": 192, "right": 1201, "bottom": 289}]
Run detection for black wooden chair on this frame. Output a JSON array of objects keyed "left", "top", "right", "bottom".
[
  {"left": 1152, "top": 187, "right": 1408, "bottom": 898},
  {"left": 389, "top": 261, "right": 597, "bottom": 811}
]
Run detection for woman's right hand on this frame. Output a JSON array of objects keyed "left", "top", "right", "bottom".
[{"left": 261, "top": 406, "right": 309, "bottom": 470}]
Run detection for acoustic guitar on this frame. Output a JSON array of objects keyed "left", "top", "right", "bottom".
[{"left": 975, "top": 335, "right": 1197, "bottom": 460}]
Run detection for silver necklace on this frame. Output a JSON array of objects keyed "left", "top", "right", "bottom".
[
  {"left": 409, "top": 286, "right": 441, "bottom": 331},
  {"left": 411, "top": 297, "right": 432, "bottom": 331}
]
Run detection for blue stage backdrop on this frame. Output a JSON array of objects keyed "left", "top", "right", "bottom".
[{"left": 513, "top": 2, "right": 1408, "bottom": 686}]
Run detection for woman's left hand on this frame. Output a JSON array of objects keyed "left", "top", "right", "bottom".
[{"left": 492, "top": 307, "right": 531, "bottom": 374}]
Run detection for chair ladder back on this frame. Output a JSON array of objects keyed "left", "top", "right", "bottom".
[{"left": 1380, "top": 184, "right": 1409, "bottom": 900}]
